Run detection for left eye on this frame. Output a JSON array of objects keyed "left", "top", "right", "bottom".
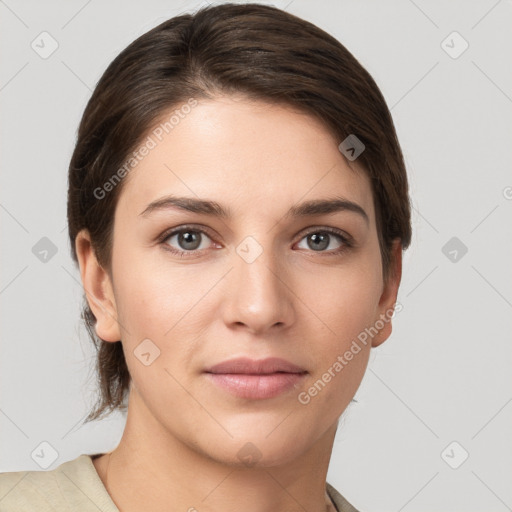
[{"left": 295, "top": 230, "right": 348, "bottom": 252}]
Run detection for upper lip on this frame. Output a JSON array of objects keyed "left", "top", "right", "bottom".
[{"left": 204, "top": 357, "right": 307, "bottom": 375}]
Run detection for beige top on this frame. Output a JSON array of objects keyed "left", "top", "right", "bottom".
[{"left": 0, "top": 453, "right": 361, "bottom": 512}]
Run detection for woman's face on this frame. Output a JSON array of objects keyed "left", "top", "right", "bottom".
[{"left": 89, "top": 95, "right": 401, "bottom": 466}]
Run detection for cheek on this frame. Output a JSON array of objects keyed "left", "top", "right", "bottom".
[
  {"left": 112, "top": 248, "right": 221, "bottom": 352},
  {"left": 111, "top": 260, "right": 201, "bottom": 399},
  {"left": 302, "top": 260, "right": 382, "bottom": 338},
  {"left": 298, "top": 260, "right": 381, "bottom": 396}
]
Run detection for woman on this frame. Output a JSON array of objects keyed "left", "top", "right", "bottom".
[{"left": 0, "top": 3, "right": 411, "bottom": 511}]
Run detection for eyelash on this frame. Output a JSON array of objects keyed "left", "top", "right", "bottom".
[{"left": 157, "top": 224, "right": 354, "bottom": 259}]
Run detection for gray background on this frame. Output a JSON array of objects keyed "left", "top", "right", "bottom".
[{"left": 1, "top": 0, "right": 511, "bottom": 511}]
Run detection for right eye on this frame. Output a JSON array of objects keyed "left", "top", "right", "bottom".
[{"left": 159, "top": 225, "right": 219, "bottom": 258}]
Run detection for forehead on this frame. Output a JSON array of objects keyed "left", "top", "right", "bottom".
[{"left": 116, "top": 96, "right": 375, "bottom": 223}]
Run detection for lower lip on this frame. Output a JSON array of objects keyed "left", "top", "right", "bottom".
[{"left": 205, "top": 372, "right": 307, "bottom": 399}]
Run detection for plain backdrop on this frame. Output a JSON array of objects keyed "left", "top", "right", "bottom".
[{"left": 1, "top": 1, "right": 511, "bottom": 511}]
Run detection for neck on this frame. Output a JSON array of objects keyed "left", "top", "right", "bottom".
[{"left": 95, "top": 387, "right": 338, "bottom": 512}]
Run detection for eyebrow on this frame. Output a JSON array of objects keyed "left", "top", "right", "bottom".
[{"left": 139, "top": 194, "right": 369, "bottom": 225}]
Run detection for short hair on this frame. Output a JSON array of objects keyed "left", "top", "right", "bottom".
[{"left": 67, "top": 2, "right": 412, "bottom": 423}]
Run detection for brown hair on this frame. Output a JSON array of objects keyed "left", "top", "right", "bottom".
[{"left": 67, "top": 2, "right": 412, "bottom": 423}]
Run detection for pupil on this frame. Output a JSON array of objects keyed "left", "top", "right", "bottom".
[
  {"left": 309, "top": 233, "right": 328, "bottom": 251},
  {"left": 180, "top": 231, "right": 200, "bottom": 250}
]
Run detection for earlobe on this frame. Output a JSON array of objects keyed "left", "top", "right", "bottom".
[
  {"left": 371, "top": 239, "right": 403, "bottom": 348},
  {"left": 75, "top": 229, "right": 121, "bottom": 343}
]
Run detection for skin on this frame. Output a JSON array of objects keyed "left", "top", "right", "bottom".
[{"left": 76, "top": 95, "right": 402, "bottom": 512}]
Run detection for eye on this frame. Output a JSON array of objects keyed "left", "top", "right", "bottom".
[
  {"left": 158, "top": 225, "right": 353, "bottom": 259},
  {"left": 159, "top": 226, "right": 216, "bottom": 258},
  {"left": 295, "top": 228, "right": 352, "bottom": 255}
]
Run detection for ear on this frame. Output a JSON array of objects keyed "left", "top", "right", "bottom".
[
  {"left": 371, "top": 239, "right": 403, "bottom": 348},
  {"left": 75, "top": 229, "right": 121, "bottom": 342}
]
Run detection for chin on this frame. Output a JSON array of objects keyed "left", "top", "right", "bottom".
[{"left": 201, "top": 427, "right": 315, "bottom": 469}]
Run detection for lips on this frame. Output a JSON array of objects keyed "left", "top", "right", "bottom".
[
  {"left": 204, "top": 357, "right": 307, "bottom": 375},
  {"left": 204, "top": 357, "right": 307, "bottom": 400}
]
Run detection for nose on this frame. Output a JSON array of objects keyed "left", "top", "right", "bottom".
[{"left": 221, "top": 239, "right": 296, "bottom": 335}]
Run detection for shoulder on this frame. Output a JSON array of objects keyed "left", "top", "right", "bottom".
[
  {"left": 326, "top": 481, "right": 362, "bottom": 512},
  {"left": 0, "top": 462, "right": 65, "bottom": 512},
  {"left": 0, "top": 454, "right": 118, "bottom": 512}
]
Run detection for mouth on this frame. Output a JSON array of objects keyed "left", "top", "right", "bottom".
[{"left": 203, "top": 357, "right": 307, "bottom": 400}]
